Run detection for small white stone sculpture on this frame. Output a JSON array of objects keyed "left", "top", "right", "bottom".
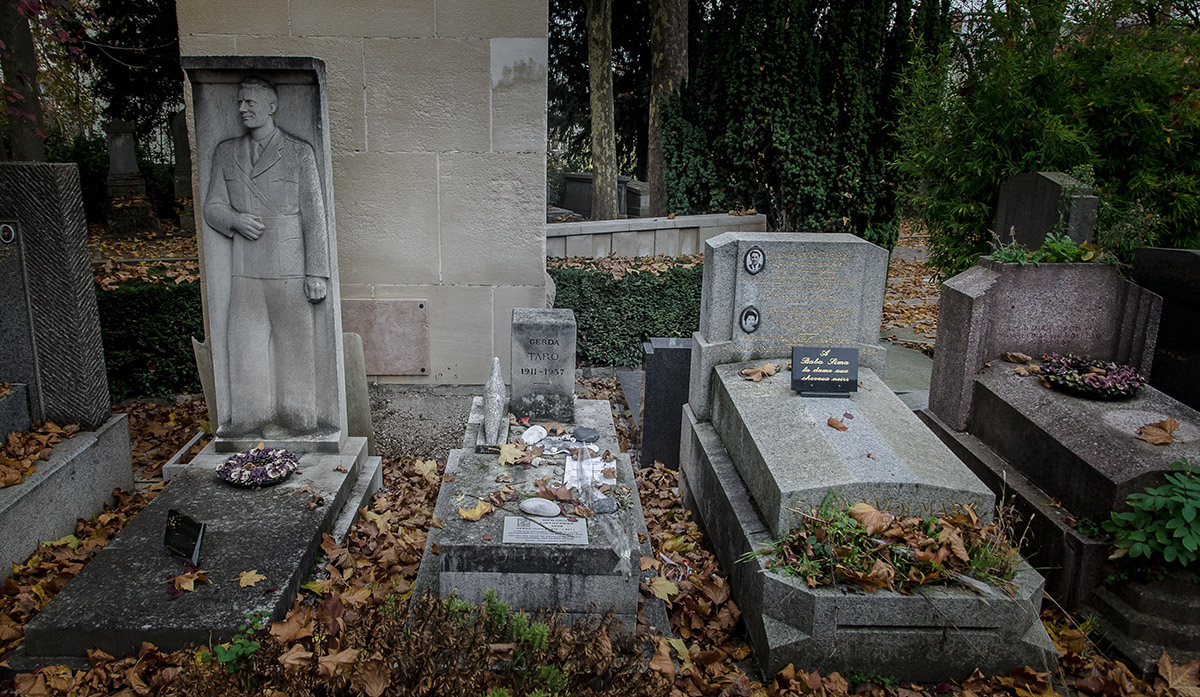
[{"left": 482, "top": 357, "right": 506, "bottom": 445}]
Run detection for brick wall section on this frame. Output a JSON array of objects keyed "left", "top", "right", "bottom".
[{"left": 178, "top": 0, "right": 548, "bottom": 384}]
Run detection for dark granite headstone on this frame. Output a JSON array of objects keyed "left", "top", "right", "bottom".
[
  {"left": 642, "top": 337, "right": 691, "bottom": 468},
  {"left": 1133, "top": 247, "right": 1200, "bottom": 412},
  {"left": 994, "top": 172, "right": 1098, "bottom": 249},
  {"left": 0, "top": 163, "right": 111, "bottom": 430}
]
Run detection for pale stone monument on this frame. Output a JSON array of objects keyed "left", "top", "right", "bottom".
[
  {"left": 185, "top": 57, "right": 346, "bottom": 453},
  {"left": 678, "top": 232, "right": 1054, "bottom": 680},
  {"left": 175, "top": 2, "right": 549, "bottom": 386}
]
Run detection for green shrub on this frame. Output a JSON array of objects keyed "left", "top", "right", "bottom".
[
  {"left": 895, "top": 1, "right": 1200, "bottom": 279},
  {"left": 96, "top": 281, "right": 203, "bottom": 400},
  {"left": 548, "top": 265, "right": 702, "bottom": 366},
  {"left": 45, "top": 129, "right": 109, "bottom": 223},
  {"left": 1104, "top": 458, "right": 1200, "bottom": 568}
]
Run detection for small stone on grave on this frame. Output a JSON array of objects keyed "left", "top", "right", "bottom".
[
  {"left": 519, "top": 497, "right": 561, "bottom": 517},
  {"left": 572, "top": 427, "right": 598, "bottom": 442}
]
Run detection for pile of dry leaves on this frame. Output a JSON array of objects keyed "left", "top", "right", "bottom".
[
  {"left": 0, "top": 421, "right": 79, "bottom": 490},
  {"left": 89, "top": 226, "right": 199, "bottom": 290},
  {"left": 1, "top": 486, "right": 160, "bottom": 659},
  {"left": 548, "top": 254, "right": 702, "bottom": 281},
  {"left": 755, "top": 500, "right": 1019, "bottom": 595},
  {"left": 115, "top": 398, "right": 211, "bottom": 479}
]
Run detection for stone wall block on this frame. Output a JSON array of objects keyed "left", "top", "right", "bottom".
[
  {"left": 334, "top": 152, "right": 440, "bottom": 285},
  {"left": 290, "top": 0, "right": 435, "bottom": 37},
  {"left": 490, "top": 38, "right": 547, "bottom": 152},
  {"left": 436, "top": 0, "right": 547, "bottom": 38},
  {"left": 176, "top": 0, "right": 288, "bottom": 35},
  {"left": 365, "top": 38, "right": 490, "bottom": 152},
  {"left": 439, "top": 152, "right": 545, "bottom": 285},
  {"left": 239, "top": 36, "right": 367, "bottom": 153}
]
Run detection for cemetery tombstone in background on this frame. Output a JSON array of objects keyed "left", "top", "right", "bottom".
[
  {"left": 641, "top": 337, "right": 692, "bottom": 469},
  {"left": 104, "top": 119, "right": 161, "bottom": 236},
  {"left": 679, "top": 231, "right": 1054, "bottom": 680},
  {"left": 993, "top": 171, "right": 1097, "bottom": 249},
  {"left": 1133, "top": 247, "right": 1200, "bottom": 412}
]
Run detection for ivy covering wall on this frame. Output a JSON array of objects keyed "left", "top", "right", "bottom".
[{"left": 660, "top": 0, "right": 950, "bottom": 249}]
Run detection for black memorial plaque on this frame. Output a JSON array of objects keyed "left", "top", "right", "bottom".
[
  {"left": 791, "top": 346, "right": 858, "bottom": 397},
  {"left": 164, "top": 509, "right": 206, "bottom": 566}
]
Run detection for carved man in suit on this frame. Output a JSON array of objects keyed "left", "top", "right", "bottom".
[{"left": 204, "top": 75, "right": 329, "bottom": 439}]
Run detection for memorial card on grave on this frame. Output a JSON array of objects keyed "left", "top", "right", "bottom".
[
  {"left": 163, "top": 509, "right": 206, "bottom": 566},
  {"left": 791, "top": 346, "right": 858, "bottom": 397}
]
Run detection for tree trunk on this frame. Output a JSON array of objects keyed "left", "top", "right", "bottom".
[
  {"left": 0, "top": 0, "right": 46, "bottom": 161},
  {"left": 587, "top": 0, "right": 619, "bottom": 220},
  {"left": 648, "top": 0, "right": 687, "bottom": 217}
]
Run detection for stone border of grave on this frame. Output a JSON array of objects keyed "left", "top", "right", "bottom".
[{"left": 546, "top": 213, "right": 768, "bottom": 258}]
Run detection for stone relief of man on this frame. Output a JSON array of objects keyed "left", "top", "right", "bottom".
[{"left": 204, "top": 75, "right": 330, "bottom": 439}]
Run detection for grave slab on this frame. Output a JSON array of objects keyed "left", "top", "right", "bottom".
[
  {"left": 930, "top": 259, "right": 1161, "bottom": 431},
  {"left": 16, "top": 438, "right": 371, "bottom": 667},
  {"left": 968, "top": 363, "right": 1200, "bottom": 525},
  {"left": 680, "top": 404, "right": 1056, "bottom": 681},
  {"left": 510, "top": 308, "right": 577, "bottom": 421},
  {"left": 918, "top": 408, "right": 1109, "bottom": 611},
  {"left": 709, "top": 360, "right": 993, "bottom": 538},
  {"left": 416, "top": 399, "right": 652, "bottom": 631}
]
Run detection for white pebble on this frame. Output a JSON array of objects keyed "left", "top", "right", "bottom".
[
  {"left": 519, "top": 497, "right": 561, "bottom": 517},
  {"left": 520, "top": 425, "right": 548, "bottom": 445}
]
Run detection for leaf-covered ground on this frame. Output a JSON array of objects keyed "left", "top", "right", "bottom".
[{"left": 4, "top": 389, "right": 1199, "bottom": 697}]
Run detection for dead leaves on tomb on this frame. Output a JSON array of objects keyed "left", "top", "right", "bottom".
[
  {"left": 741, "top": 362, "right": 779, "bottom": 382},
  {"left": 1138, "top": 418, "right": 1181, "bottom": 446},
  {"left": 0, "top": 420, "right": 79, "bottom": 490}
]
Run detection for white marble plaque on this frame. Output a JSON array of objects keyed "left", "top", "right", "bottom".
[{"left": 502, "top": 516, "right": 589, "bottom": 545}]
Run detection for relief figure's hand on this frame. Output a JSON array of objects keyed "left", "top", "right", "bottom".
[
  {"left": 305, "top": 276, "right": 327, "bottom": 304},
  {"left": 231, "top": 213, "right": 264, "bottom": 240}
]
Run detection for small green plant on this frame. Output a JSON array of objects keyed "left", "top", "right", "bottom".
[
  {"left": 1104, "top": 458, "right": 1200, "bottom": 567},
  {"left": 989, "top": 230, "right": 1097, "bottom": 266},
  {"left": 1074, "top": 517, "right": 1107, "bottom": 540},
  {"left": 537, "top": 664, "right": 569, "bottom": 695},
  {"left": 483, "top": 588, "right": 512, "bottom": 635},
  {"left": 484, "top": 689, "right": 513, "bottom": 697},
  {"left": 212, "top": 611, "right": 269, "bottom": 674},
  {"left": 848, "top": 672, "right": 900, "bottom": 691}
]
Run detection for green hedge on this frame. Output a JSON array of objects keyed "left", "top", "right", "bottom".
[
  {"left": 548, "top": 265, "right": 703, "bottom": 366},
  {"left": 96, "top": 282, "right": 203, "bottom": 401}
]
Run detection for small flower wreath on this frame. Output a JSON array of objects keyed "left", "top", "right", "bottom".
[
  {"left": 1041, "top": 353, "right": 1145, "bottom": 400},
  {"left": 216, "top": 446, "right": 300, "bottom": 488}
]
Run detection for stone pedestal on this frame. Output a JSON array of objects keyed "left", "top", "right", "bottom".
[
  {"left": 104, "top": 119, "right": 161, "bottom": 236},
  {"left": 640, "top": 337, "right": 691, "bottom": 469}
]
